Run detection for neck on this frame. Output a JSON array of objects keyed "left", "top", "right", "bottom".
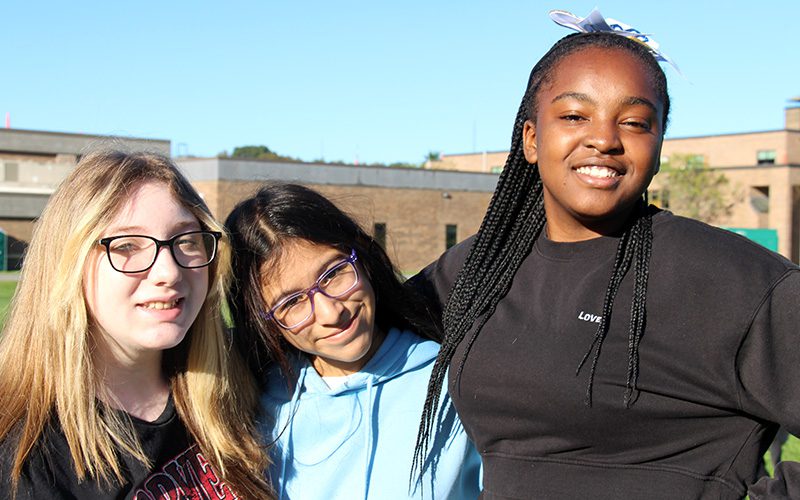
[
  {"left": 94, "top": 343, "right": 170, "bottom": 422},
  {"left": 545, "top": 201, "right": 645, "bottom": 242}
]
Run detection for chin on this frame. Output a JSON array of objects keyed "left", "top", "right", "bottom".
[{"left": 142, "top": 328, "right": 190, "bottom": 351}]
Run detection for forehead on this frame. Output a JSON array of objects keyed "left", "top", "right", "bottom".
[
  {"left": 539, "top": 47, "right": 661, "bottom": 109},
  {"left": 106, "top": 181, "right": 198, "bottom": 232}
]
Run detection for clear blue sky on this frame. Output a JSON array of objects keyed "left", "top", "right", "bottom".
[{"left": 2, "top": 1, "right": 798, "bottom": 164}]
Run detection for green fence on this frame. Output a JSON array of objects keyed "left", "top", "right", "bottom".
[{"left": 722, "top": 227, "right": 778, "bottom": 252}]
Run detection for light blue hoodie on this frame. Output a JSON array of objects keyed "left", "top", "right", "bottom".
[{"left": 262, "top": 328, "right": 482, "bottom": 500}]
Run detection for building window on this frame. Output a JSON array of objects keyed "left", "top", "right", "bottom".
[
  {"left": 445, "top": 224, "right": 458, "bottom": 249},
  {"left": 750, "top": 186, "right": 770, "bottom": 229},
  {"left": 757, "top": 150, "right": 776, "bottom": 165},
  {"left": 3, "top": 162, "right": 18, "bottom": 182},
  {"left": 373, "top": 223, "right": 386, "bottom": 249},
  {"left": 750, "top": 186, "right": 770, "bottom": 214}
]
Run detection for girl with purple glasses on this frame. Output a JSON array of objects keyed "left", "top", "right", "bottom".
[{"left": 225, "top": 183, "right": 481, "bottom": 499}]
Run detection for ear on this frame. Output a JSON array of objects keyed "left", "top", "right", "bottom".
[{"left": 522, "top": 120, "right": 538, "bottom": 164}]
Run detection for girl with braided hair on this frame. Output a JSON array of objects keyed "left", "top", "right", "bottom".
[
  {"left": 412, "top": 30, "right": 800, "bottom": 499},
  {"left": 225, "top": 183, "right": 480, "bottom": 499}
]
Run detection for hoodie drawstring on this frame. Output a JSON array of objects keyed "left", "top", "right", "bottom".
[
  {"left": 363, "top": 376, "right": 375, "bottom": 500},
  {"left": 279, "top": 368, "right": 306, "bottom": 500}
]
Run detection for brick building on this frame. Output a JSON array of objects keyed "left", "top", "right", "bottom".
[
  {"left": 0, "top": 130, "right": 494, "bottom": 273},
  {"left": 177, "top": 157, "right": 495, "bottom": 273},
  {"left": 0, "top": 129, "right": 170, "bottom": 269}
]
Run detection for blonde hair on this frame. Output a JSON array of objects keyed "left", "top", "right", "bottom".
[{"left": 0, "top": 150, "right": 271, "bottom": 498}]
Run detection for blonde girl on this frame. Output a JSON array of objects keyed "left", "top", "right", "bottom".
[{"left": 0, "top": 150, "right": 272, "bottom": 499}]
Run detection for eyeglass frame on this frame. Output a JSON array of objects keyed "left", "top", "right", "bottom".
[
  {"left": 264, "top": 249, "right": 360, "bottom": 330},
  {"left": 96, "top": 230, "right": 222, "bottom": 274}
]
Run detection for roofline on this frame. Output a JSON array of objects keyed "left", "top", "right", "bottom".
[
  {"left": 704, "top": 163, "right": 800, "bottom": 171},
  {"left": 0, "top": 186, "right": 56, "bottom": 195},
  {"left": 0, "top": 127, "right": 170, "bottom": 144},
  {"left": 440, "top": 150, "right": 509, "bottom": 158},
  {"left": 177, "top": 157, "right": 499, "bottom": 192},
  {"left": 664, "top": 129, "right": 799, "bottom": 141}
]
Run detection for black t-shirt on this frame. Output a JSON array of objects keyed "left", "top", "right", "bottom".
[
  {"left": 416, "top": 210, "right": 800, "bottom": 499},
  {"left": 0, "top": 397, "right": 237, "bottom": 499}
]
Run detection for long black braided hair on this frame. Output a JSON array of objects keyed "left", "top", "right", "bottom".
[{"left": 413, "top": 31, "right": 670, "bottom": 476}]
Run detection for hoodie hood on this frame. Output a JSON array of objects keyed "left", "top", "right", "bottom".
[
  {"left": 262, "top": 328, "right": 481, "bottom": 500},
  {"left": 266, "top": 327, "right": 437, "bottom": 399},
  {"left": 264, "top": 329, "right": 439, "bottom": 499}
]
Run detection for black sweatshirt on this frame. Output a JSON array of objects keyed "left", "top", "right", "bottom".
[
  {"left": 416, "top": 209, "right": 799, "bottom": 499},
  {"left": 0, "top": 397, "right": 237, "bottom": 499}
]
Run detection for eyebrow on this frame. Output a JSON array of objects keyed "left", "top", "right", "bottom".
[
  {"left": 105, "top": 219, "right": 201, "bottom": 235},
  {"left": 551, "top": 92, "right": 658, "bottom": 113}
]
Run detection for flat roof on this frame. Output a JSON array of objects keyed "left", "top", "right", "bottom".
[
  {"left": 177, "top": 157, "right": 499, "bottom": 192},
  {"left": 0, "top": 128, "right": 170, "bottom": 156}
]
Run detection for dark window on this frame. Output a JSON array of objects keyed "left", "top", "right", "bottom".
[
  {"left": 373, "top": 223, "right": 386, "bottom": 249},
  {"left": 445, "top": 224, "right": 458, "bottom": 249},
  {"left": 757, "top": 150, "right": 776, "bottom": 165},
  {"left": 750, "top": 186, "right": 770, "bottom": 214}
]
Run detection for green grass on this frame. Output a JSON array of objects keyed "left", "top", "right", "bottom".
[
  {"left": 0, "top": 280, "right": 17, "bottom": 329},
  {"left": 765, "top": 435, "right": 800, "bottom": 476}
]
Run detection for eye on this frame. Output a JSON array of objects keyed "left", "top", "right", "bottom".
[
  {"left": 109, "top": 238, "right": 145, "bottom": 254},
  {"left": 278, "top": 293, "right": 308, "bottom": 310},
  {"left": 621, "top": 119, "right": 652, "bottom": 132},
  {"left": 175, "top": 235, "right": 201, "bottom": 251},
  {"left": 560, "top": 113, "right": 586, "bottom": 122},
  {"left": 320, "top": 263, "right": 346, "bottom": 286}
]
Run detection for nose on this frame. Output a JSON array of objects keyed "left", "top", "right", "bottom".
[
  {"left": 148, "top": 245, "right": 182, "bottom": 285},
  {"left": 584, "top": 118, "right": 623, "bottom": 154},
  {"left": 311, "top": 290, "right": 347, "bottom": 325}
]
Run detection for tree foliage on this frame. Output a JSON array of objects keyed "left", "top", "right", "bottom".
[
  {"left": 658, "top": 153, "right": 741, "bottom": 224},
  {"left": 218, "top": 144, "right": 429, "bottom": 168},
  {"left": 217, "top": 145, "right": 299, "bottom": 162}
]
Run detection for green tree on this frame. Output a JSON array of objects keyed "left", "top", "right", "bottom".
[
  {"left": 426, "top": 151, "right": 441, "bottom": 162},
  {"left": 658, "top": 153, "right": 741, "bottom": 224},
  {"left": 218, "top": 145, "right": 300, "bottom": 162}
]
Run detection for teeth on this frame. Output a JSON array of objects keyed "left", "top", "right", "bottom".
[
  {"left": 142, "top": 300, "right": 179, "bottom": 310},
  {"left": 576, "top": 166, "right": 619, "bottom": 178}
]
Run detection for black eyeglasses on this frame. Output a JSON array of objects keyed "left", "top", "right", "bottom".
[
  {"left": 266, "top": 249, "right": 360, "bottom": 329},
  {"left": 97, "top": 230, "right": 221, "bottom": 274}
]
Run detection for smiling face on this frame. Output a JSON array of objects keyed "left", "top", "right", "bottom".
[
  {"left": 523, "top": 46, "right": 665, "bottom": 241},
  {"left": 84, "top": 181, "right": 209, "bottom": 366},
  {"left": 261, "top": 240, "right": 380, "bottom": 377}
]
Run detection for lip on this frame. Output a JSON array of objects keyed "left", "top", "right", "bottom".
[
  {"left": 135, "top": 296, "right": 185, "bottom": 321},
  {"left": 573, "top": 157, "right": 626, "bottom": 172},
  {"left": 572, "top": 158, "right": 626, "bottom": 188},
  {"left": 318, "top": 306, "right": 362, "bottom": 344}
]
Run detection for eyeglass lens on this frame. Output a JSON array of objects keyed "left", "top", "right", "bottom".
[
  {"left": 273, "top": 260, "right": 358, "bottom": 328},
  {"left": 106, "top": 232, "right": 216, "bottom": 273}
]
